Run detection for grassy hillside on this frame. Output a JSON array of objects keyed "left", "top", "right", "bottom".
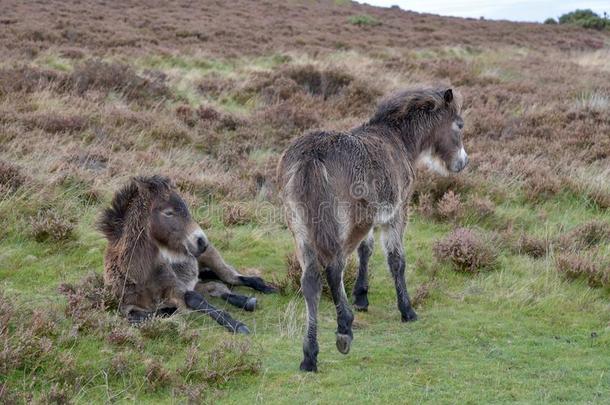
[{"left": 1, "top": 0, "right": 609, "bottom": 403}]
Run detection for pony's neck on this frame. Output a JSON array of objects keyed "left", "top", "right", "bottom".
[{"left": 374, "top": 120, "right": 429, "bottom": 160}]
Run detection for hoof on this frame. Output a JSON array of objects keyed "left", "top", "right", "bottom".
[
  {"left": 353, "top": 295, "right": 368, "bottom": 312},
  {"left": 236, "top": 324, "right": 250, "bottom": 334},
  {"left": 299, "top": 360, "right": 317, "bottom": 372},
  {"left": 261, "top": 285, "right": 278, "bottom": 294},
  {"left": 244, "top": 297, "right": 257, "bottom": 312},
  {"left": 401, "top": 308, "right": 418, "bottom": 322},
  {"left": 335, "top": 333, "right": 352, "bottom": 355}
]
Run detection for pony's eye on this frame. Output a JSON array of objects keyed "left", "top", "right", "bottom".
[{"left": 162, "top": 210, "right": 175, "bottom": 217}]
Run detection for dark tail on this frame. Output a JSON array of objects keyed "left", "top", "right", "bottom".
[{"left": 292, "top": 158, "right": 341, "bottom": 266}]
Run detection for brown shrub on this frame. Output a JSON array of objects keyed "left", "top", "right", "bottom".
[
  {"left": 332, "top": 80, "right": 381, "bottom": 116},
  {"left": 436, "top": 190, "right": 462, "bottom": 221},
  {"left": 26, "top": 113, "right": 87, "bottom": 133},
  {"left": 564, "top": 177, "right": 610, "bottom": 209},
  {"left": 109, "top": 352, "right": 130, "bottom": 377},
  {"left": 58, "top": 272, "right": 117, "bottom": 325},
  {"left": 107, "top": 328, "right": 140, "bottom": 347},
  {"left": 415, "top": 192, "right": 435, "bottom": 218},
  {"left": 0, "top": 293, "right": 56, "bottom": 374},
  {"left": 561, "top": 221, "right": 610, "bottom": 249},
  {"left": 0, "top": 161, "right": 27, "bottom": 191},
  {"left": 258, "top": 76, "right": 301, "bottom": 104},
  {"left": 284, "top": 65, "right": 353, "bottom": 99},
  {"left": 517, "top": 234, "right": 548, "bottom": 258},
  {"left": 260, "top": 102, "right": 320, "bottom": 133},
  {"left": 555, "top": 253, "right": 609, "bottom": 287},
  {"left": 197, "top": 73, "right": 236, "bottom": 99},
  {"left": 175, "top": 104, "right": 196, "bottom": 127},
  {"left": 413, "top": 169, "right": 473, "bottom": 204},
  {"left": 139, "top": 318, "right": 179, "bottom": 340},
  {"left": 433, "top": 228, "right": 499, "bottom": 273},
  {"left": 144, "top": 359, "right": 174, "bottom": 391},
  {"left": 468, "top": 196, "right": 495, "bottom": 219},
  {"left": 69, "top": 59, "right": 170, "bottom": 102},
  {"left": 29, "top": 210, "right": 75, "bottom": 242},
  {"left": 282, "top": 251, "right": 357, "bottom": 297},
  {"left": 203, "top": 339, "right": 261, "bottom": 384},
  {"left": 411, "top": 281, "right": 437, "bottom": 307},
  {"left": 215, "top": 113, "right": 245, "bottom": 132},
  {"left": 521, "top": 164, "right": 561, "bottom": 202},
  {"left": 197, "top": 105, "right": 221, "bottom": 121},
  {"left": 40, "top": 383, "right": 72, "bottom": 405},
  {"left": 0, "top": 66, "right": 66, "bottom": 95}
]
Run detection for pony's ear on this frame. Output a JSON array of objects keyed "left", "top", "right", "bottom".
[{"left": 443, "top": 89, "right": 453, "bottom": 104}]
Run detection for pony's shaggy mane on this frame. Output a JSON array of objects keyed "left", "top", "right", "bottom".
[
  {"left": 97, "top": 175, "right": 172, "bottom": 242},
  {"left": 368, "top": 87, "right": 461, "bottom": 128}
]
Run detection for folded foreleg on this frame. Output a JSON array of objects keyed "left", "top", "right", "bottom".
[{"left": 197, "top": 244, "right": 276, "bottom": 293}]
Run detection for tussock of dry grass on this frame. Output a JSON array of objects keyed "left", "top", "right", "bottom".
[
  {"left": 555, "top": 253, "right": 609, "bottom": 287},
  {"left": 29, "top": 209, "right": 76, "bottom": 242},
  {"left": 0, "top": 160, "right": 27, "bottom": 191}
]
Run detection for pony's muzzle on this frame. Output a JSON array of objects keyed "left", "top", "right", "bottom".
[
  {"left": 187, "top": 225, "right": 209, "bottom": 256},
  {"left": 451, "top": 147, "right": 469, "bottom": 173},
  {"left": 197, "top": 235, "right": 208, "bottom": 254}
]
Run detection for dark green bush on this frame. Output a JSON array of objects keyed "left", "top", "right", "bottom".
[{"left": 557, "top": 9, "right": 609, "bottom": 30}]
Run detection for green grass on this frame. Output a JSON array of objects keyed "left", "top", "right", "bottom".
[
  {"left": 348, "top": 14, "right": 382, "bottom": 27},
  {"left": 1, "top": 192, "right": 609, "bottom": 403}
]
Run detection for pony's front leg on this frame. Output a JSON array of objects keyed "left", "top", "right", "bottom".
[
  {"left": 381, "top": 219, "right": 417, "bottom": 322},
  {"left": 184, "top": 290, "right": 250, "bottom": 334},
  {"left": 196, "top": 281, "right": 257, "bottom": 312},
  {"left": 197, "top": 244, "right": 276, "bottom": 293}
]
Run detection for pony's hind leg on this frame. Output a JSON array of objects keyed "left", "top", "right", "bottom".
[
  {"left": 298, "top": 243, "right": 322, "bottom": 372},
  {"left": 196, "top": 281, "right": 257, "bottom": 312},
  {"left": 353, "top": 230, "right": 374, "bottom": 311},
  {"left": 325, "top": 256, "right": 354, "bottom": 355},
  {"left": 381, "top": 218, "right": 418, "bottom": 322},
  {"left": 184, "top": 290, "right": 250, "bottom": 334}
]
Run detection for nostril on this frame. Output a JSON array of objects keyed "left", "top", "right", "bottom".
[{"left": 197, "top": 237, "right": 207, "bottom": 251}]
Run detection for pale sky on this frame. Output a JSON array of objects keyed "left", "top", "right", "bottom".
[{"left": 357, "top": 0, "right": 610, "bottom": 22}]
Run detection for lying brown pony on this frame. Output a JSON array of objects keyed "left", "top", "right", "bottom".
[{"left": 98, "top": 175, "right": 275, "bottom": 333}]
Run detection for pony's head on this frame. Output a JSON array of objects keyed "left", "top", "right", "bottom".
[
  {"left": 418, "top": 88, "right": 468, "bottom": 175},
  {"left": 99, "top": 175, "right": 208, "bottom": 258},
  {"left": 370, "top": 86, "right": 468, "bottom": 175}
]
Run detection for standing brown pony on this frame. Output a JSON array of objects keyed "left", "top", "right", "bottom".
[
  {"left": 98, "top": 175, "right": 275, "bottom": 333},
  {"left": 277, "top": 87, "right": 468, "bottom": 371}
]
